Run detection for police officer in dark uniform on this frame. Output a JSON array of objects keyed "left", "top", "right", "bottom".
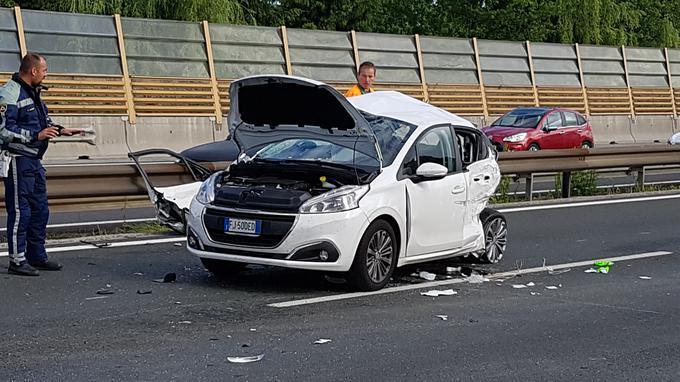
[{"left": 0, "top": 53, "right": 83, "bottom": 276}]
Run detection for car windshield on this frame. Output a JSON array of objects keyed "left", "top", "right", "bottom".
[
  {"left": 361, "top": 111, "right": 417, "bottom": 166},
  {"left": 252, "top": 138, "right": 376, "bottom": 168},
  {"left": 492, "top": 110, "right": 546, "bottom": 129}
]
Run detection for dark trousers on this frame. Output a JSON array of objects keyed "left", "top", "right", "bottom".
[{"left": 4, "top": 156, "right": 49, "bottom": 265}]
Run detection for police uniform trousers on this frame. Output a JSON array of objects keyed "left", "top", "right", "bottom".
[{"left": 4, "top": 156, "right": 49, "bottom": 266}]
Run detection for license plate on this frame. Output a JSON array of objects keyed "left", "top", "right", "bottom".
[{"left": 224, "top": 218, "right": 261, "bottom": 235}]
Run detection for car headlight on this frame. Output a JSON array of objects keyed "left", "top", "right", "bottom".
[
  {"left": 503, "top": 132, "right": 527, "bottom": 142},
  {"left": 195, "top": 172, "right": 220, "bottom": 205},
  {"left": 299, "top": 185, "right": 369, "bottom": 214}
]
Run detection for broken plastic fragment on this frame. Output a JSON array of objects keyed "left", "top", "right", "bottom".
[
  {"left": 96, "top": 288, "right": 114, "bottom": 295},
  {"left": 548, "top": 268, "right": 571, "bottom": 275},
  {"left": 638, "top": 276, "right": 652, "bottom": 280},
  {"left": 420, "top": 289, "right": 457, "bottom": 297},
  {"left": 80, "top": 240, "right": 111, "bottom": 248},
  {"left": 584, "top": 268, "right": 598, "bottom": 273},
  {"left": 418, "top": 271, "right": 436, "bottom": 281},
  {"left": 153, "top": 273, "right": 177, "bottom": 283},
  {"left": 435, "top": 315, "right": 448, "bottom": 321},
  {"left": 227, "top": 354, "right": 264, "bottom": 364},
  {"left": 466, "top": 273, "right": 489, "bottom": 284},
  {"left": 593, "top": 260, "right": 614, "bottom": 274},
  {"left": 314, "top": 339, "right": 332, "bottom": 344}
]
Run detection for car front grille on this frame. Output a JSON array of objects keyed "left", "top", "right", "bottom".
[{"left": 203, "top": 208, "right": 296, "bottom": 248}]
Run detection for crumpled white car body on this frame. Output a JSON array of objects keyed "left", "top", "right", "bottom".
[{"left": 157, "top": 75, "right": 505, "bottom": 291}]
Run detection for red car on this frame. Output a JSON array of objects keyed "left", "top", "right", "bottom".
[{"left": 482, "top": 107, "right": 594, "bottom": 151}]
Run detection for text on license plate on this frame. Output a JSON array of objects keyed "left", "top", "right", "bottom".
[{"left": 224, "top": 218, "right": 261, "bottom": 235}]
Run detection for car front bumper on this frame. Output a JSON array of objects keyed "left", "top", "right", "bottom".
[{"left": 185, "top": 198, "right": 370, "bottom": 272}]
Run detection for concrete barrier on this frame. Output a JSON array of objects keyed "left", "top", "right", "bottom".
[
  {"left": 126, "top": 116, "right": 217, "bottom": 153},
  {"left": 589, "top": 115, "right": 634, "bottom": 145},
  {"left": 45, "top": 116, "right": 130, "bottom": 160},
  {"left": 464, "top": 115, "right": 487, "bottom": 129},
  {"left": 630, "top": 116, "right": 675, "bottom": 144}
]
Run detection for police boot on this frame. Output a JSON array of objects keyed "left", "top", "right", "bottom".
[
  {"left": 29, "top": 260, "right": 63, "bottom": 271},
  {"left": 8, "top": 262, "right": 40, "bottom": 276}
]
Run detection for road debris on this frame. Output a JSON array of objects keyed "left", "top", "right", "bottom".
[
  {"left": 585, "top": 260, "right": 614, "bottom": 274},
  {"left": 153, "top": 273, "right": 177, "bottom": 283},
  {"left": 530, "top": 292, "right": 541, "bottom": 296},
  {"left": 526, "top": 282, "right": 535, "bottom": 287},
  {"left": 85, "top": 296, "right": 108, "bottom": 301},
  {"left": 96, "top": 288, "right": 114, "bottom": 295},
  {"left": 314, "top": 339, "right": 332, "bottom": 344},
  {"left": 249, "top": 328, "right": 257, "bottom": 332},
  {"left": 545, "top": 285, "right": 559, "bottom": 290},
  {"left": 178, "top": 321, "right": 192, "bottom": 324},
  {"left": 638, "top": 276, "right": 652, "bottom": 280},
  {"left": 435, "top": 315, "right": 448, "bottom": 321},
  {"left": 446, "top": 266, "right": 461, "bottom": 274},
  {"left": 418, "top": 271, "right": 436, "bottom": 281},
  {"left": 133, "top": 272, "right": 144, "bottom": 276},
  {"left": 136, "top": 289, "right": 152, "bottom": 295},
  {"left": 227, "top": 354, "right": 264, "bottom": 364},
  {"left": 174, "top": 243, "right": 183, "bottom": 247},
  {"left": 548, "top": 268, "right": 571, "bottom": 275},
  {"left": 512, "top": 284, "right": 527, "bottom": 289},
  {"left": 420, "top": 289, "right": 457, "bottom": 297},
  {"left": 466, "top": 273, "right": 489, "bottom": 284},
  {"left": 80, "top": 240, "right": 111, "bottom": 248}
]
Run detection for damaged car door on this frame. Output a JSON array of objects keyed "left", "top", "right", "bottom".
[{"left": 403, "top": 125, "right": 467, "bottom": 257}]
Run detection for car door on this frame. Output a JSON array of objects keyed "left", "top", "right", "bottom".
[
  {"left": 560, "top": 111, "right": 582, "bottom": 148},
  {"left": 539, "top": 111, "right": 565, "bottom": 149},
  {"left": 457, "top": 128, "right": 501, "bottom": 229},
  {"left": 403, "top": 125, "right": 467, "bottom": 256}
]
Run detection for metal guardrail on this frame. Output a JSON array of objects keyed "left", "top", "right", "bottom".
[
  {"left": 499, "top": 145, "right": 680, "bottom": 199},
  {"left": 0, "top": 147, "right": 678, "bottom": 206}
]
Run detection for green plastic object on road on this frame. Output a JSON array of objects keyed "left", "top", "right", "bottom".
[{"left": 594, "top": 260, "right": 614, "bottom": 274}]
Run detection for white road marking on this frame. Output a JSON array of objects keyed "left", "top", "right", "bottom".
[
  {"left": 268, "top": 251, "right": 673, "bottom": 308},
  {"left": 0, "top": 237, "right": 185, "bottom": 258},
  {"left": 0, "top": 218, "right": 155, "bottom": 232},
  {"left": 497, "top": 194, "right": 680, "bottom": 213}
]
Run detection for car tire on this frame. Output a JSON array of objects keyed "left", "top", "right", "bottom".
[
  {"left": 200, "top": 258, "right": 246, "bottom": 276},
  {"left": 347, "top": 220, "right": 398, "bottom": 291},
  {"left": 528, "top": 143, "right": 540, "bottom": 151},
  {"left": 477, "top": 209, "right": 507, "bottom": 264},
  {"left": 581, "top": 141, "right": 593, "bottom": 149}
]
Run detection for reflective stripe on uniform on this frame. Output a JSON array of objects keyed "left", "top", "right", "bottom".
[
  {"left": 16, "top": 98, "right": 34, "bottom": 108},
  {"left": 9, "top": 158, "right": 25, "bottom": 265}
]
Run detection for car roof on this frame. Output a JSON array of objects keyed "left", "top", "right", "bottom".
[{"left": 347, "top": 91, "right": 475, "bottom": 128}]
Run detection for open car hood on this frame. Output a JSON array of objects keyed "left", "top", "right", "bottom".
[{"left": 227, "top": 75, "right": 382, "bottom": 172}]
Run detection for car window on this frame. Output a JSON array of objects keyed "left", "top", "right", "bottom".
[
  {"left": 415, "top": 126, "right": 456, "bottom": 173},
  {"left": 254, "top": 138, "right": 374, "bottom": 166},
  {"left": 361, "top": 111, "right": 417, "bottom": 166},
  {"left": 400, "top": 146, "right": 418, "bottom": 177},
  {"left": 545, "top": 112, "right": 562, "bottom": 128},
  {"left": 492, "top": 109, "right": 546, "bottom": 129},
  {"left": 576, "top": 114, "right": 586, "bottom": 125},
  {"left": 562, "top": 112, "right": 578, "bottom": 127}
]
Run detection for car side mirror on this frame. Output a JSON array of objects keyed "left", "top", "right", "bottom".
[{"left": 415, "top": 162, "right": 448, "bottom": 181}]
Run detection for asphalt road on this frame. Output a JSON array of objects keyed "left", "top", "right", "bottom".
[{"left": 0, "top": 196, "right": 679, "bottom": 381}]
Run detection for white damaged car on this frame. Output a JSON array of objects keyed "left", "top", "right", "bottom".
[{"left": 133, "top": 75, "right": 507, "bottom": 291}]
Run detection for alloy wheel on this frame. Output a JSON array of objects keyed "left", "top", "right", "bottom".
[
  {"left": 483, "top": 217, "right": 507, "bottom": 263},
  {"left": 366, "top": 229, "right": 394, "bottom": 283}
]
